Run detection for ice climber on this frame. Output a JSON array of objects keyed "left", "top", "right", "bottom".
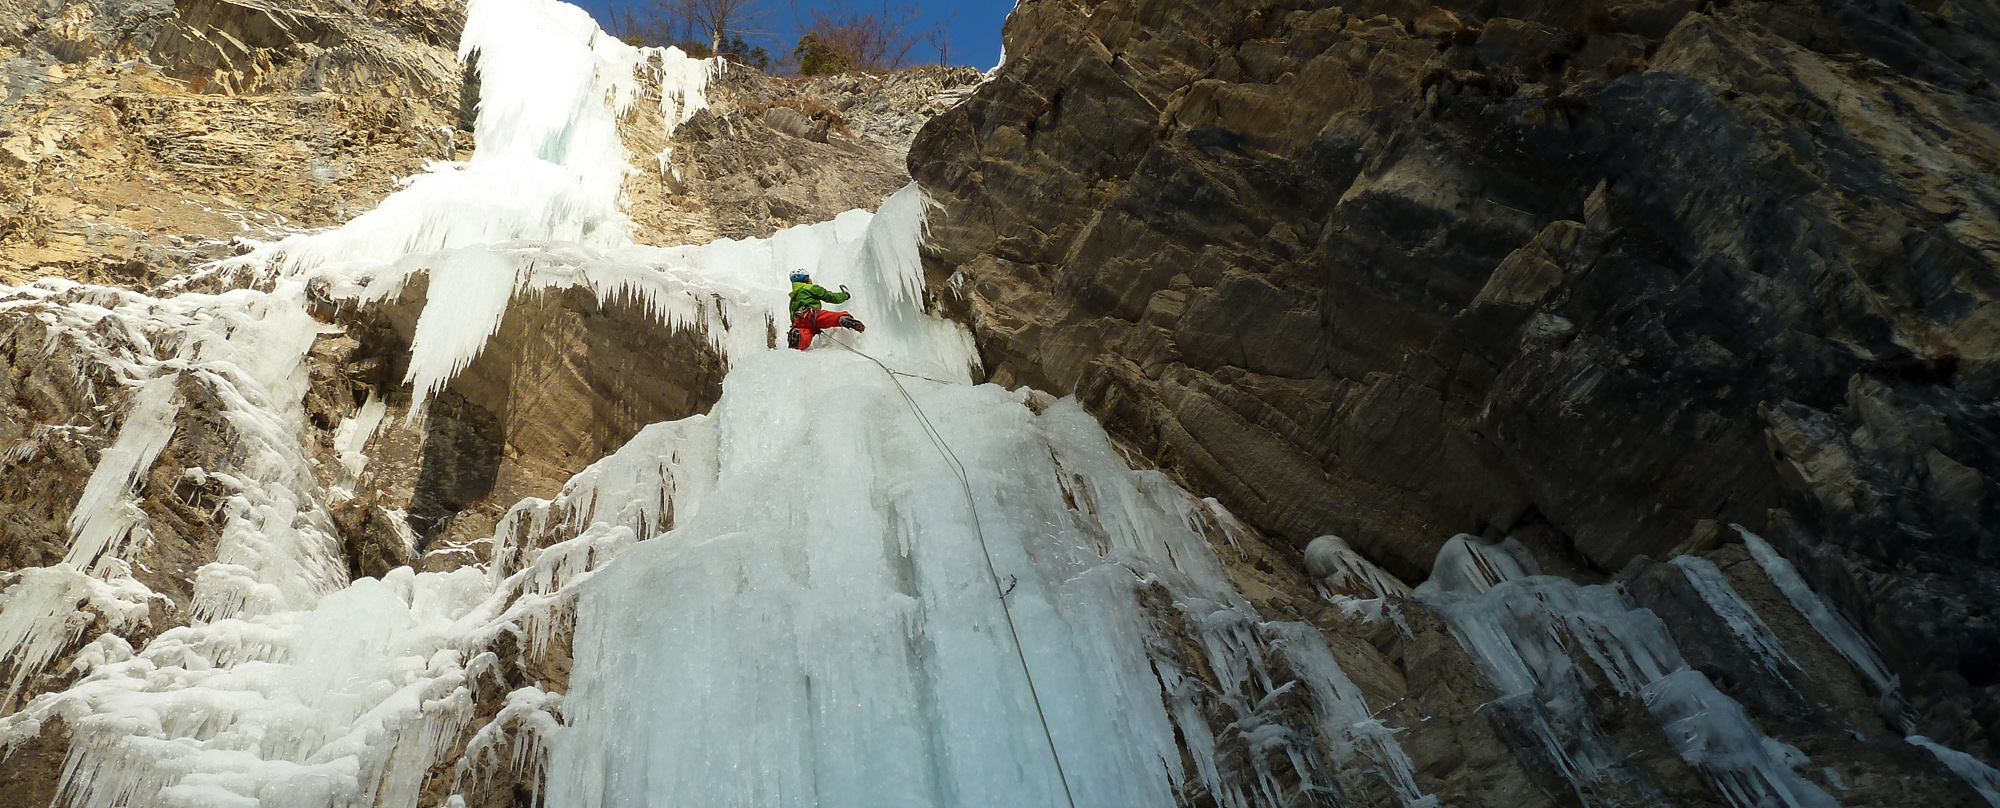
[{"left": 787, "top": 270, "right": 865, "bottom": 349}]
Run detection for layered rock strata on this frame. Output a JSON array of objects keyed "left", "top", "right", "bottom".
[
  {"left": 913, "top": 0, "right": 2000, "bottom": 758},
  {"left": 0, "top": 0, "right": 467, "bottom": 287},
  {"left": 620, "top": 63, "right": 981, "bottom": 247}
]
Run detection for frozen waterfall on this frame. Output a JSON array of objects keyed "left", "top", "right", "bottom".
[
  {"left": 8, "top": 0, "right": 2000, "bottom": 806},
  {"left": 542, "top": 347, "right": 1442, "bottom": 808}
]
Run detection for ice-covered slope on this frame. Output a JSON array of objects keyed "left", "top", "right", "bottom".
[
  {"left": 545, "top": 349, "right": 1434, "bottom": 808},
  {"left": 0, "top": 0, "right": 719, "bottom": 802},
  {"left": 10, "top": 0, "right": 2000, "bottom": 806}
]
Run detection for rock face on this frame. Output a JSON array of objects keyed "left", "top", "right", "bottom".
[
  {"left": 150, "top": 0, "right": 462, "bottom": 97},
  {"left": 912, "top": 0, "right": 2000, "bottom": 757},
  {"left": 10, "top": 0, "right": 2000, "bottom": 803},
  {"left": 620, "top": 63, "right": 981, "bottom": 247},
  {"left": 0, "top": 0, "right": 465, "bottom": 287},
  {"left": 795, "top": 66, "right": 987, "bottom": 154}
]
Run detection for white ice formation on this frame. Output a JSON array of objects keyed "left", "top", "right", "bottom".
[
  {"left": 1303, "top": 534, "right": 1411, "bottom": 630},
  {"left": 544, "top": 355, "right": 1440, "bottom": 808},
  {"left": 1417, "top": 535, "right": 1840, "bottom": 808},
  {"left": 1409, "top": 530, "right": 2000, "bottom": 808},
  {"left": 1909, "top": 736, "right": 2000, "bottom": 808},
  {"left": 1735, "top": 527, "right": 2000, "bottom": 804},
  {"left": 0, "top": 276, "right": 349, "bottom": 725},
  {"left": 1668, "top": 555, "right": 1799, "bottom": 681},
  {"left": 6, "top": 0, "right": 1999, "bottom": 804},
  {"left": 0, "top": 277, "right": 454, "bottom": 807},
  {"left": 1305, "top": 534, "right": 1411, "bottom": 600},
  {"left": 1734, "top": 526, "right": 1907, "bottom": 722},
  {"left": 1410, "top": 533, "right": 1538, "bottom": 598}
]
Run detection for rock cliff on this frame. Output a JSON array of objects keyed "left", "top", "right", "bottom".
[
  {"left": 0, "top": 0, "right": 468, "bottom": 288},
  {"left": 4, "top": 0, "right": 2000, "bottom": 804},
  {"left": 913, "top": 0, "right": 2000, "bottom": 761}
]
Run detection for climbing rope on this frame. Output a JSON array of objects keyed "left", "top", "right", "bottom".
[{"left": 826, "top": 333, "right": 1081, "bottom": 808}]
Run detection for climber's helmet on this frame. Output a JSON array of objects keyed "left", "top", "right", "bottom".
[{"left": 790, "top": 271, "right": 810, "bottom": 284}]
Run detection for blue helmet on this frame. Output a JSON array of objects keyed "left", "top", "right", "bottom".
[{"left": 790, "top": 271, "right": 810, "bottom": 283}]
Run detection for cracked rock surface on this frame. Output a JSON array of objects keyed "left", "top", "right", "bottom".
[{"left": 913, "top": 0, "right": 2000, "bottom": 761}]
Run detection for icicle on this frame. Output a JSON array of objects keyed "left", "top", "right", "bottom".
[
  {"left": 1412, "top": 533, "right": 1539, "bottom": 597},
  {"left": 1908, "top": 737, "right": 2000, "bottom": 807},
  {"left": 1422, "top": 548, "right": 1839, "bottom": 808},
  {"left": 377, "top": 685, "right": 477, "bottom": 808},
  {"left": 1304, "top": 533, "right": 1412, "bottom": 624},
  {"left": 1733, "top": 526, "right": 1901, "bottom": 707},
  {"left": 0, "top": 267, "right": 486, "bottom": 805},
  {"left": 331, "top": 391, "right": 389, "bottom": 491},
  {"left": 487, "top": 414, "right": 718, "bottom": 584},
  {"left": 1669, "top": 555, "right": 1800, "bottom": 679},
  {"left": 10, "top": 566, "right": 501, "bottom": 808},
  {"left": 643, "top": 45, "right": 712, "bottom": 135},
  {"left": 457, "top": 686, "right": 566, "bottom": 799},
  {"left": 0, "top": 366, "right": 175, "bottom": 709},
  {"left": 1733, "top": 526, "right": 2000, "bottom": 799},
  {"left": 1643, "top": 669, "right": 1833, "bottom": 808},
  {"left": 265, "top": 173, "right": 963, "bottom": 425},
  {"left": 403, "top": 249, "right": 528, "bottom": 414},
  {"left": 65, "top": 375, "right": 179, "bottom": 572},
  {"left": 0, "top": 566, "right": 152, "bottom": 710},
  {"left": 1265, "top": 622, "right": 1439, "bottom": 808}
]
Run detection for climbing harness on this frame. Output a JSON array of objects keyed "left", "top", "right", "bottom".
[{"left": 827, "top": 333, "right": 1081, "bottom": 808}]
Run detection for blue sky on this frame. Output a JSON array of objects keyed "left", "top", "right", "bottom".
[{"left": 574, "top": 0, "right": 1015, "bottom": 70}]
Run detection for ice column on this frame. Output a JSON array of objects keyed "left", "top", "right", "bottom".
[
  {"left": 1669, "top": 555, "right": 1799, "bottom": 680},
  {"left": 243, "top": 0, "right": 712, "bottom": 282},
  {"left": 64, "top": 375, "right": 178, "bottom": 572},
  {"left": 1734, "top": 527, "right": 1905, "bottom": 718}
]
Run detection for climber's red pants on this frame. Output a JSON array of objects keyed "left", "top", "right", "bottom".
[{"left": 790, "top": 309, "right": 849, "bottom": 350}]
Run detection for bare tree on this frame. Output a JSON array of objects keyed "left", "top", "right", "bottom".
[
  {"left": 921, "top": 15, "right": 954, "bottom": 66},
  {"left": 606, "top": 4, "right": 696, "bottom": 48},
  {"left": 792, "top": 0, "right": 922, "bottom": 74},
  {"left": 655, "top": 0, "right": 766, "bottom": 54}
]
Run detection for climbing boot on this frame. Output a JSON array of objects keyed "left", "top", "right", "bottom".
[
  {"left": 838, "top": 314, "right": 866, "bottom": 333},
  {"left": 786, "top": 328, "right": 801, "bottom": 349}
]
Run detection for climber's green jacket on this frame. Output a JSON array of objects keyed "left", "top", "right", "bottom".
[{"left": 789, "top": 281, "right": 850, "bottom": 318}]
